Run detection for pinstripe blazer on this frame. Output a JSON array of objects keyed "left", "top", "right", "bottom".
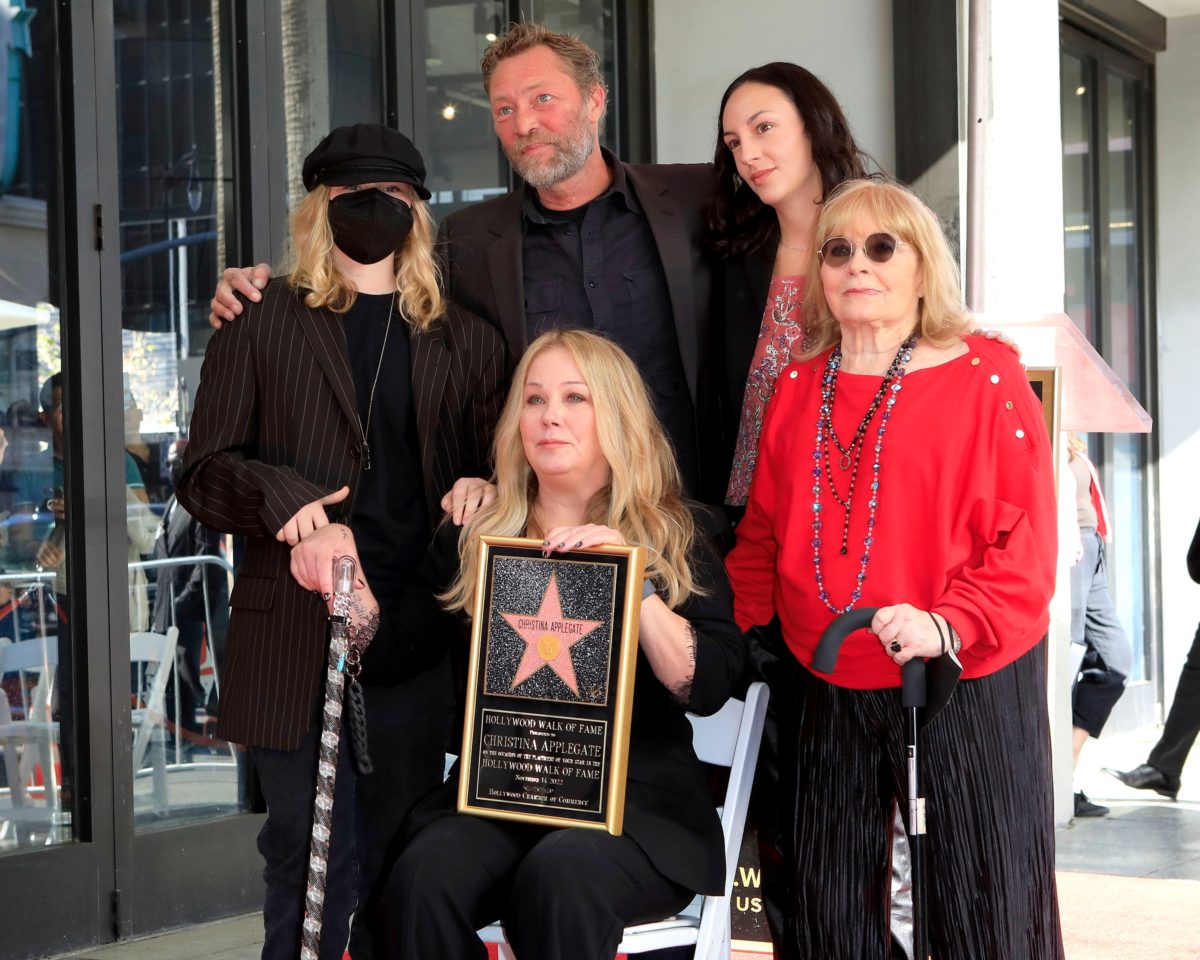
[{"left": 177, "top": 279, "right": 506, "bottom": 750}]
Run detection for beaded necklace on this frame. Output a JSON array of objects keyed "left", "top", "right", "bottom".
[{"left": 811, "top": 332, "right": 917, "bottom": 614}]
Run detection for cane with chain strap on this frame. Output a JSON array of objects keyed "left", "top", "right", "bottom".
[{"left": 300, "top": 555, "right": 373, "bottom": 960}]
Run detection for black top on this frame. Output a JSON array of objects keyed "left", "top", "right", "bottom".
[
  {"left": 519, "top": 161, "right": 698, "bottom": 491},
  {"left": 370, "top": 506, "right": 747, "bottom": 895},
  {"left": 343, "top": 292, "right": 429, "bottom": 601}
]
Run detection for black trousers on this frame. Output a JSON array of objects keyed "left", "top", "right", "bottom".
[
  {"left": 1149, "top": 620, "right": 1200, "bottom": 779},
  {"left": 377, "top": 784, "right": 693, "bottom": 960},
  {"left": 251, "top": 661, "right": 453, "bottom": 960},
  {"left": 782, "top": 644, "right": 1065, "bottom": 960},
  {"left": 252, "top": 718, "right": 358, "bottom": 960}
]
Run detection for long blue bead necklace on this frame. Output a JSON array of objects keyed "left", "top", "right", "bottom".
[{"left": 811, "top": 331, "right": 918, "bottom": 614}]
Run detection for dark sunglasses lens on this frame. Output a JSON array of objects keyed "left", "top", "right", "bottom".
[
  {"left": 865, "top": 233, "right": 898, "bottom": 263},
  {"left": 820, "top": 238, "right": 854, "bottom": 266}
]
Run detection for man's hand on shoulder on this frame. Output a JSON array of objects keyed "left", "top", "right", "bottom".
[{"left": 209, "top": 263, "right": 273, "bottom": 328}]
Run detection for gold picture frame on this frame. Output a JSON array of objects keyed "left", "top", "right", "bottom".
[
  {"left": 1025, "top": 366, "right": 1060, "bottom": 440},
  {"left": 457, "top": 536, "right": 645, "bottom": 835}
]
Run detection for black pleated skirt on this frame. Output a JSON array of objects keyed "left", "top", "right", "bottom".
[{"left": 780, "top": 642, "right": 1065, "bottom": 960}]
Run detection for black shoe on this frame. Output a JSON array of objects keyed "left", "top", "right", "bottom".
[
  {"left": 1073, "top": 791, "right": 1109, "bottom": 818},
  {"left": 1103, "top": 763, "right": 1181, "bottom": 800}
]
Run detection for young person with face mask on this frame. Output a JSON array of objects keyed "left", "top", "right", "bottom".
[{"left": 176, "top": 123, "right": 506, "bottom": 960}]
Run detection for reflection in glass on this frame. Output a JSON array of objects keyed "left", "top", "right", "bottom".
[
  {"left": 0, "top": 2, "right": 73, "bottom": 852},
  {"left": 1105, "top": 70, "right": 1141, "bottom": 399},
  {"left": 113, "top": 0, "right": 244, "bottom": 831},
  {"left": 282, "top": 1, "right": 385, "bottom": 211},
  {"left": 1060, "top": 52, "right": 1095, "bottom": 341},
  {"left": 1060, "top": 49, "right": 1151, "bottom": 681},
  {"left": 423, "top": 0, "right": 509, "bottom": 217},
  {"left": 1104, "top": 69, "right": 1146, "bottom": 680}
]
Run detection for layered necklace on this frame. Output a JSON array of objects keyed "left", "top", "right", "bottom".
[{"left": 811, "top": 331, "right": 918, "bottom": 614}]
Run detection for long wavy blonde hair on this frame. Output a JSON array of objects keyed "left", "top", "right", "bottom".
[
  {"left": 443, "top": 329, "right": 702, "bottom": 614},
  {"left": 801, "top": 178, "right": 969, "bottom": 359},
  {"left": 284, "top": 185, "right": 444, "bottom": 328}
]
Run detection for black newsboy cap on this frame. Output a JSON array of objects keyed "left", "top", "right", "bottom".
[{"left": 302, "top": 123, "right": 432, "bottom": 199}]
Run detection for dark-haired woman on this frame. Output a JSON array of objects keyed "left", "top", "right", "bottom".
[{"left": 703, "top": 62, "right": 873, "bottom": 510}]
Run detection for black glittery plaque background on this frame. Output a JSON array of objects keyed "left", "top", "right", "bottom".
[{"left": 485, "top": 556, "right": 617, "bottom": 705}]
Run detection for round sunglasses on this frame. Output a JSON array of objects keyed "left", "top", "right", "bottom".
[{"left": 818, "top": 233, "right": 910, "bottom": 268}]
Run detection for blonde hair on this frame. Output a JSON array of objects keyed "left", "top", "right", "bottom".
[
  {"left": 1067, "top": 432, "right": 1088, "bottom": 459},
  {"left": 481, "top": 22, "right": 608, "bottom": 107},
  {"left": 801, "top": 178, "right": 969, "bottom": 359},
  {"left": 443, "top": 329, "right": 702, "bottom": 614},
  {"left": 284, "top": 185, "right": 444, "bottom": 328}
]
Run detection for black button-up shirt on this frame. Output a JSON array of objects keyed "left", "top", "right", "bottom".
[{"left": 519, "top": 155, "right": 698, "bottom": 489}]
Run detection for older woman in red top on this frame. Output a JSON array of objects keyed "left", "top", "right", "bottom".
[{"left": 726, "top": 178, "right": 1063, "bottom": 960}]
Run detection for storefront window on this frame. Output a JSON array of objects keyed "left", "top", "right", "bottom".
[
  {"left": 114, "top": 0, "right": 244, "bottom": 831},
  {"left": 0, "top": 0, "right": 74, "bottom": 852}
]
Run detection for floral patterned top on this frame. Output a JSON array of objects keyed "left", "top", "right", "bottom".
[{"left": 725, "top": 275, "right": 807, "bottom": 505}]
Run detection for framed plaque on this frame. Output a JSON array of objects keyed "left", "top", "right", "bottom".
[
  {"left": 1026, "top": 366, "right": 1061, "bottom": 439},
  {"left": 458, "top": 536, "right": 645, "bottom": 835}
]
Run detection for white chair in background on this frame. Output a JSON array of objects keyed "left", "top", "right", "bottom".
[
  {"left": 0, "top": 635, "right": 60, "bottom": 812},
  {"left": 480, "top": 681, "right": 769, "bottom": 960},
  {"left": 129, "top": 627, "right": 179, "bottom": 813}
]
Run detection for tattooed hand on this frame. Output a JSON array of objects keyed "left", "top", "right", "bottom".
[
  {"left": 346, "top": 592, "right": 382, "bottom": 649},
  {"left": 290, "top": 522, "right": 356, "bottom": 595}
]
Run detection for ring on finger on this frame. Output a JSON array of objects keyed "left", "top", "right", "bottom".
[{"left": 889, "top": 640, "right": 902, "bottom": 653}]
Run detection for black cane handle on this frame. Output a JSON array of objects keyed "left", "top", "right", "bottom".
[{"left": 812, "top": 606, "right": 927, "bottom": 709}]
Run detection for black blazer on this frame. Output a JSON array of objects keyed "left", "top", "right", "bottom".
[
  {"left": 712, "top": 241, "right": 778, "bottom": 500},
  {"left": 400, "top": 510, "right": 747, "bottom": 896},
  {"left": 437, "top": 160, "right": 728, "bottom": 503},
  {"left": 177, "top": 279, "right": 507, "bottom": 750},
  {"left": 1189, "top": 515, "right": 1200, "bottom": 584}
]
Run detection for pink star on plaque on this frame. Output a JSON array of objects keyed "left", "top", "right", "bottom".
[{"left": 500, "top": 571, "right": 603, "bottom": 695}]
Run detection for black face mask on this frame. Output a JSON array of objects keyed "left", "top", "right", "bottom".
[{"left": 327, "top": 188, "right": 414, "bottom": 264}]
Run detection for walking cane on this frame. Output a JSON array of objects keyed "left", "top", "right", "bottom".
[
  {"left": 812, "top": 607, "right": 962, "bottom": 960},
  {"left": 299, "top": 556, "right": 358, "bottom": 960}
]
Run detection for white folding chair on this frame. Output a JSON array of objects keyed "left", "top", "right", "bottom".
[
  {"left": 0, "top": 636, "right": 61, "bottom": 812},
  {"left": 129, "top": 627, "right": 179, "bottom": 812},
  {"left": 480, "top": 681, "right": 769, "bottom": 960}
]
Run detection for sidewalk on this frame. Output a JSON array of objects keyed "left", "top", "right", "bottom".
[{"left": 60, "top": 725, "right": 1200, "bottom": 960}]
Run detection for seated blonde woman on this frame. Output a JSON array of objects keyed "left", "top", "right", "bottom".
[{"left": 294, "top": 329, "right": 746, "bottom": 960}]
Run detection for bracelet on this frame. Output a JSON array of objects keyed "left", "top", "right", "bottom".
[
  {"left": 948, "top": 621, "right": 962, "bottom": 654},
  {"left": 641, "top": 578, "right": 656, "bottom": 601},
  {"left": 928, "top": 611, "right": 947, "bottom": 657}
]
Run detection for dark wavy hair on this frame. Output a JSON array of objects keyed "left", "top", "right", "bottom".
[{"left": 704, "top": 63, "right": 873, "bottom": 260}]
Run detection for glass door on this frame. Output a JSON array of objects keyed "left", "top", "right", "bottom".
[
  {"left": 1060, "top": 24, "right": 1159, "bottom": 718},
  {"left": 0, "top": 2, "right": 116, "bottom": 954},
  {"left": 108, "top": 0, "right": 262, "bottom": 934}
]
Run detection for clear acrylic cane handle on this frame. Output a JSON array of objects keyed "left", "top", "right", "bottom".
[{"left": 332, "top": 555, "right": 356, "bottom": 621}]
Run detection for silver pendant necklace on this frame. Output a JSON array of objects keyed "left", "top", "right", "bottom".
[{"left": 357, "top": 290, "right": 395, "bottom": 472}]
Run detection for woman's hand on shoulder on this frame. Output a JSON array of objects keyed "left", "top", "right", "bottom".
[
  {"left": 541, "top": 524, "right": 624, "bottom": 556},
  {"left": 440, "top": 476, "right": 496, "bottom": 526},
  {"left": 965, "top": 327, "right": 1022, "bottom": 360}
]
